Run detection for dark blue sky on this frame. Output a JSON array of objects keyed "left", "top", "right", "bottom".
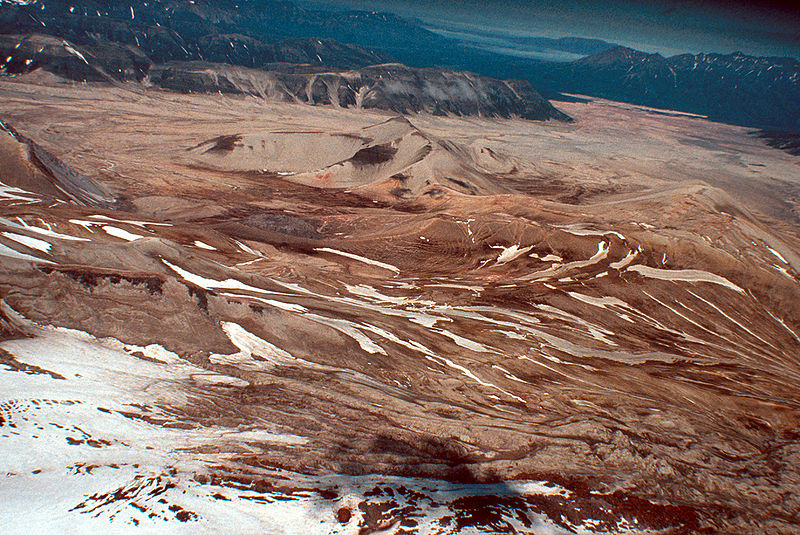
[{"left": 302, "top": 0, "right": 800, "bottom": 58}]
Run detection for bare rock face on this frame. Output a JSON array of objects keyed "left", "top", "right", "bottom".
[
  {"left": 149, "top": 61, "right": 572, "bottom": 121},
  {"left": 1, "top": 81, "right": 800, "bottom": 534}
]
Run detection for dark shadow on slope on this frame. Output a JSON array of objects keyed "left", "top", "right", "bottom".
[
  {"left": 0, "top": 119, "right": 116, "bottom": 207},
  {"left": 752, "top": 129, "right": 800, "bottom": 156},
  {"left": 284, "top": 433, "right": 706, "bottom": 534}
]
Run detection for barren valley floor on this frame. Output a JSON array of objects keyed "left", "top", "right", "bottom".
[{"left": 1, "top": 78, "right": 799, "bottom": 534}]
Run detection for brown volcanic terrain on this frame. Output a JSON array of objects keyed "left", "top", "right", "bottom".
[{"left": 1, "top": 77, "right": 800, "bottom": 534}]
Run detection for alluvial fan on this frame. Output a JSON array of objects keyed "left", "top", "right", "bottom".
[{"left": 1, "top": 79, "right": 799, "bottom": 535}]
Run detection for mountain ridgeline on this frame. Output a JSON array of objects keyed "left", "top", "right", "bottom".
[
  {"left": 0, "top": 0, "right": 570, "bottom": 122},
  {"left": 540, "top": 46, "right": 800, "bottom": 132},
  {"left": 0, "top": 0, "right": 798, "bottom": 131}
]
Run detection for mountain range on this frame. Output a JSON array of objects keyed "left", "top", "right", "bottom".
[
  {"left": 539, "top": 46, "right": 800, "bottom": 132},
  {"left": 0, "top": 0, "right": 798, "bottom": 130},
  {"left": 0, "top": 0, "right": 570, "bottom": 122}
]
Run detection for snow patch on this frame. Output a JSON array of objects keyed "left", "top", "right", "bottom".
[
  {"left": 496, "top": 244, "right": 534, "bottom": 264},
  {"left": 0, "top": 217, "right": 89, "bottom": 241},
  {"left": 62, "top": 41, "right": 88, "bottom": 64},
  {"left": 102, "top": 225, "right": 145, "bottom": 242},
  {"left": 627, "top": 265, "right": 745, "bottom": 294},
  {"left": 89, "top": 215, "right": 171, "bottom": 227},
  {"left": 315, "top": 247, "right": 400, "bottom": 274},
  {"left": 2, "top": 231, "right": 52, "bottom": 253},
  {"left": 0, "top": 242, "right": 54, "bottom": 263},
  {"left": 0, "top": 181, "right": 40, "bottom": 202},
  {"left": 193, "top": 240, "right": 216, "bottom": 250}
]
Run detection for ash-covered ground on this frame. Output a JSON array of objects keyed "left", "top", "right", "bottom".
[{"left": 1, "top": 77, "right": 799, "bottom": 534}]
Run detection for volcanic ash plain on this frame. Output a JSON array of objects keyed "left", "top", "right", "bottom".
[{"left": 1, "top": 79, "right": 800, "bottom": 535}]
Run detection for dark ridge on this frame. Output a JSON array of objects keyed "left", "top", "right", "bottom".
[
  {"left": 0, "top": 347, "right": 66, "bottom": 379},
  {"left": 445, "top": 177, "right": 476, "bottom": 193},
  {"left": 0, "top": 2, "right": 572, "bottom": 123},
  {"left": 752, "top": 129, "right": 800, "bottom": 156},
  {"left": 349, "top": 143, "right": 397, "bottom": 165},
  {"left": 202, "top": 134, "right": 243, "bottom": 153},
  {"left": 389, "top": 187, "right": 412, "bottom": 198},
  {"left": 0, "top": 302, "right": 30, "bottom": 341},
  {"left": 184, "top": 283, "right": 211, "bottom": 312},
  {"left": 38, "top": 266, "right": 166, "bottom": 295},
  {"left": 538, "top": 48, "right": 800, "bottom": 131}
]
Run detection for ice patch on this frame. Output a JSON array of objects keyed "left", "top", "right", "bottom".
[
  {"left": 609, "top": 249, "right": 637, "bottom": 270},
  {"left": 556, "top": 225, "right": 625, "bottom": 241},
  {"left": 0, "top": 181, "right": 39, "bottom": 202},
  {"left": 164, "top": 263, "right": 309, "bottom": 314},
  {"left": 163, "top": 259, "right": 270, "bottom": 294},
  {"left": 271, "top": 278, "right": 446, "bottom": 329},
  {"left": 686, "top": 290, "right": 778, "bottom": 349},
  {"left": 218, "top": 292, "right": 307, "bottom": 313},
  {"left": 435, "top": 328, "right": 491, "bottom": 353},
  {"left": 767, "top": 247, "right": 788, "bottom": 264},
  {"left": 210, "top": 322, "right": 299, "bottom": 369},
  {"left": 540, "top": 254, "right": 562, "bottom": 262},
  {"left": 523, "top": 242, "right": 609, "bottom": 281},
  {"left": 567, "top": 293, "right": 635, "bottom": 324},
  {"left": 89, "top": 214, "right": 171, "bottom": 227},
  {"left": 68, "top": 219, "right": 98, "bottom": 232},
  {"left": 62, "top": 41, "right": 88, "bottom": 64},
  {"left": 0, "top": 217, "right": 89, "bottom": 241},
  {"left": 120, "top": 342, "right": 182, "bottom": 364},
  {"left": 235, "top": 240, "right": 261, "bottom": 256},
  {"left": 305, "top": 314, "right": 387, "bottom": 355},
  {"left": 346, "top": 284, "right": 435, "bottom": 307},
  {"left": 492, "top": 364, "right": 529, "bottom": 384},
  {"left": 425, "top": 282, "right": 483, "bottom": 293}
]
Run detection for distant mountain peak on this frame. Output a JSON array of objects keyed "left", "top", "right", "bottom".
[
  {"left": 576, "top": 45, "right": 662, "bottom": 66},
  {"left": 553, "top": 44, "right": 800, "bottom": 132}
]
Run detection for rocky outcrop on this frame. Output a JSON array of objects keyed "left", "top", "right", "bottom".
[{"left": 149, "top": 61, "right": 571, "bottom": 121}]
